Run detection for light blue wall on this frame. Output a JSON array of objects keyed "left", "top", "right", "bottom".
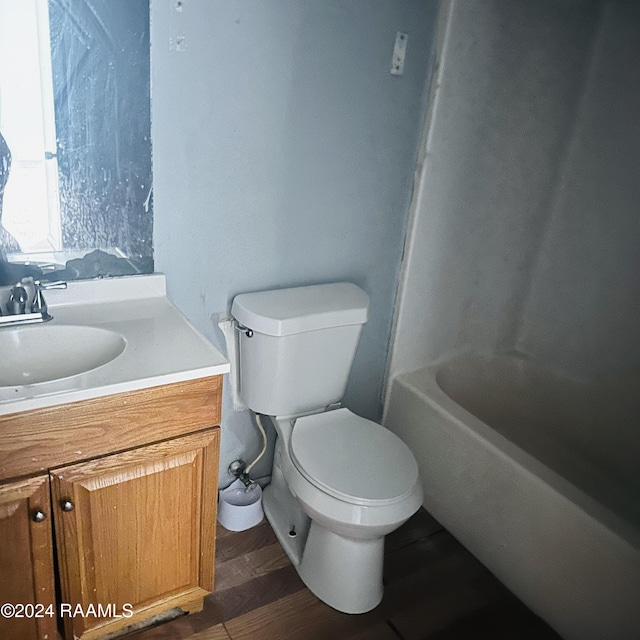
[{"left": 150, "top": 0, "right": 437, "bottom": 481}]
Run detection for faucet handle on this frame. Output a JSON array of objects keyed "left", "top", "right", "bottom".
[
  {"left": 34, "top": 280, "right": 67, "bottom": 291},
  {"left": 31, "top": 280, "right": 67, "bottom": 315},
  {"left": 7, "top": 283, "right": 29, "bottom": 315}
]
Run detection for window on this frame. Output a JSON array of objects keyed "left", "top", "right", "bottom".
[{"left": 0, "top": 0, "right": 61, "bottom": 253}]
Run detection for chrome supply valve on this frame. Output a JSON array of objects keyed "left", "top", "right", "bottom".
[{"left": 228, "top": 459, "right": 258, "bottom": 491}]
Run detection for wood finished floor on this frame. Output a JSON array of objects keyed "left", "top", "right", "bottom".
[{"left": 127, "top": 509, "right": 562, "bottom": 640}]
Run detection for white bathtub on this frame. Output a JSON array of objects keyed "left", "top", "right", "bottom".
[{"left": 384, "top": 351, "right": 640, "bottom": 640}]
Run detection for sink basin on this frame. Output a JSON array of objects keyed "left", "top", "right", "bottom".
[{"left": 0, "top": 325, "right": 126, "bottom": 387}]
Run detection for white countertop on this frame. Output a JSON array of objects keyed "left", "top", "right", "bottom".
[{"left": 0, "top": 274, "right": 229, "bottom": 415}]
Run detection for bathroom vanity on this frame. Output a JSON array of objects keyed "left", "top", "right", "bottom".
[{"left": 0, "top": 275, "right": 229, "bottom": 640}]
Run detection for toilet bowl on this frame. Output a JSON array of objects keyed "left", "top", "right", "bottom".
[
  {"left": 231, "top": 283, "right": 423, "bottom": 613},
  {"left": 287, "top": 409, "right": 421, "bottom": 536},
  {"left": 265, "top": 409, "right": 422, "bottom": 613}
]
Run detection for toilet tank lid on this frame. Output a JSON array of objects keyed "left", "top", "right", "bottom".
[{"left": 231, "top": 283, "right": 370, "bottom": 336}]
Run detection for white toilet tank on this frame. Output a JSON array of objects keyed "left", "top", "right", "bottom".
[{"left": 231, "top": 283, "right": 370, "bottom": 416}]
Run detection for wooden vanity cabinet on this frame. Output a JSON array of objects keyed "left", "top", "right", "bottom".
[
  {"left": 0, "top": 475, "right": 58, "bottom": 640},
  {"left": 0, "top": 375, "right": 222, "bottom": 640},
  {"left": 52, "top": 429, "right": 218, "bottom": 640}
]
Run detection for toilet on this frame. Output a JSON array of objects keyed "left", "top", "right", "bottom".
[{"left": 231, "top": 282, "right": 423, "bottom": 614}]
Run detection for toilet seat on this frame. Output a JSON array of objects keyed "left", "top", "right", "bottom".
[{"left": 290, "top": 408, "right": 418, "bottom": 507}]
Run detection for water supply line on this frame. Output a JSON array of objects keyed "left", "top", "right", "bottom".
[{"left": 246, "top": 413, "right": 268, "bottom": 475}]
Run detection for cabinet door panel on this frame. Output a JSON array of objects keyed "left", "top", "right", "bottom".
[
  {"left": 0, "top": 475, "right": 58, "bottom": 640},
  {"left": 51, "top": 429, "right": 219, "bottom": 640}
]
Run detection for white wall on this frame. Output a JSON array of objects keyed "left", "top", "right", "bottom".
[
  {"left": 518, "top": 2, "right": 640, "bottom": 378},
  {"left": 150, "top": 0, "right": 437, "bottom": 482},
  {"left": 387, "top": 0, "right": 640, "bottom": 390}
]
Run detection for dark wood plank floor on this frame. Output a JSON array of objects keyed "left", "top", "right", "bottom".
[{"left": 126, "top": 509, "right": 562, "bottom": 640}]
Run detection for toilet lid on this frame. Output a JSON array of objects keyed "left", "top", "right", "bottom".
[{"left": 290, "top": 408, "right": 418, "bottom": 506}]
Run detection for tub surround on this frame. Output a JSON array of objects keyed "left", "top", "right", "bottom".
[
  {"left": 0, "top": 274, "right": 228, "bottom": 640},
  {"left": 387, "top": 0, "right": 640, "bottom": 386}
]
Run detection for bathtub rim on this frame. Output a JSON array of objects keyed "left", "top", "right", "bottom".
[{"left": 389, "top": 358, "right": 640, "bottom": 556}]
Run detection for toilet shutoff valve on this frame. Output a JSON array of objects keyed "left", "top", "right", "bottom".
[{"left": 228, "top": 459, "right": 257, "bottom": 491}]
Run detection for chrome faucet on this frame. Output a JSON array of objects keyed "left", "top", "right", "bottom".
[
  {"left": 0, "top": 279, "right": 67, "bottom": 327},
  {"left": 31, "top": 280, "right": 67, "bottom": 317},
  {"left": 6, "top": 283, "right": 29, "bottom": 315}
]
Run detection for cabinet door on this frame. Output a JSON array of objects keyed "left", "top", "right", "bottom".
[
  {"left": 51, "top": 429, "right": 219, "bottom": 640},
  {"left": 0, "top": 475, "right": 58, "bottom": 640}
]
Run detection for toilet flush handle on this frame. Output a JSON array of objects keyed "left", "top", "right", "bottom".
[{"left": 234, "top": 321, "right": 254, "bottom": 338}]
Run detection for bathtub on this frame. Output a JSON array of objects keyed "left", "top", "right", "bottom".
[{"left": 384, "top": 351, "right": 640, "bottom": 640}]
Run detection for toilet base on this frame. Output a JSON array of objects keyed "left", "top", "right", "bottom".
[
  {"left": 263, "top": 480, "right": 384, "bottom": 614},
  {"left": 298, "top": 521, "right": 384, "bottom": 614}
]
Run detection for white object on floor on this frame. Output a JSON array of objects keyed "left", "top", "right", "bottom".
[{"left": 218, "top": 478, "right": 264, "bottom": 531}]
